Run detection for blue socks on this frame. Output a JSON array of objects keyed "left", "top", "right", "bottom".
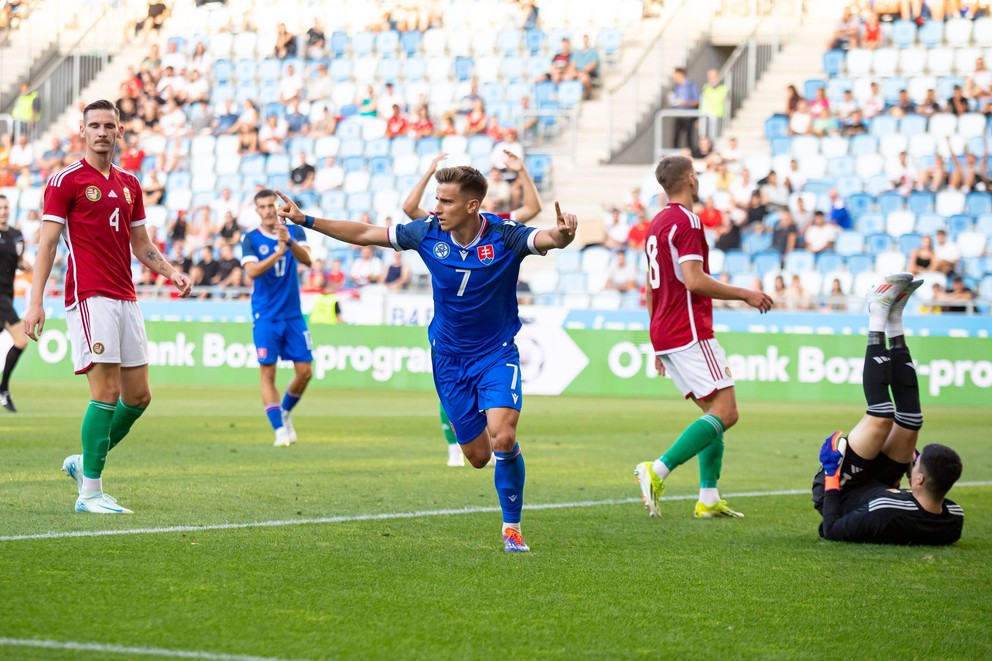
[
  {"left": 264, "top": 403, "right": 282, "bottom": 431},
  {"left": 494, "top": 443, "right": 525, "bottom": 524},
  {"left": 281, "top": 390, "right": 301, "bottom": 414}
]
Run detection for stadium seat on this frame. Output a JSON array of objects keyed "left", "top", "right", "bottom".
[
  {"left": 915, "top": 213, "right": 944, "bottom": 236},
  {"left": 764, "top": 116, "right": 789, "bottom": 140},
  {"left": 899, "top": 232, "right": 923, "bottom": 254},
  {"left": 870, "top": 115, "right": 898, "bottom": 138},
  {"left": 558, "top": 80, "right": 584, "bottom": 109},
  {"left": 875, "top": 251, "right": 906, "bottom": 275},
  {"left": 944, "top": 17, "right": 973, "bottom": 46},
  {"left": 948, "top": 214, "right": 974, "bottom": 238},
  {"left": 973, "top": 16, "right": 992, "bottom": 44},
  {"left": 524, "top": 153, "right": 552, "bottom": 189},
  {"left": 899, "top": 48, "right": 927, "bottom": 76},
  {"left": 855, "top": 154, "right": 884, "bottom": 179},
  {"left": 877, "top": 191, "right": 904, "bottom": 216},
  {"left": 784, "top": 250, "right": 813, "bottom": 273},
  {"left": 835, "top": 230, "right": 864, "bottom": 256},
  {"left": 770, "top": 137, "right": 792, "bottom": 157},
  {"left": 866, "top": 232, "right": 895, "bottom": 255},
  {"left": 928, "top": 113, "right": 956, "bottom": 139},
  {"left": 845, "top": 49, "right": 872, "bottom": 77},
  {"left": 901, "top": 115, "right": 928, "bottom": 138},
  {"left": 823, "top": 50, "right": 845, "bottom": 78},
  {"left": 848, "top": 134, "right": 877, "bottom": 157},
  {"left": 375, "top": 30, "right": 400, "bottom": 57},
  {"left": 873, "top": 48, "right": 899, "bottom": 76},
  {"left": 890, "top": 20, "right": 916, "bottom": 48},
  {"left": 743, "top": 232, "right": 773, "bottom": 255},
  {"left": 936, "top": 190, "right": 966, "bottom": 217},
  {"left": 927, "top": 48, "right": 954, "bottom": 76},
  {"left": 836, "top": 175, "right": 864, "bottom": 198},
  {"left": 845, "top": 192, "right": 874, "bottom": 219},
  {"left": 976, "top": 214, "right": 992, "bottom": 236},
  {"left": 708, "top": 249, "right": 725, "bottom": 275},
  {"left": 816, "top": 251, "right": 843, "bottom": 274},
  {"left": 918, "top": 20, "right": 943, "bottom": 48},
  {"left": 958, "top": 113, "right": 987, "bottom": 139},
  {"left": 846, "top": 253, "right": 873, "bottom": 276},
  {"left": 723, "top": 250, "right": 750, "bottom": 275}
]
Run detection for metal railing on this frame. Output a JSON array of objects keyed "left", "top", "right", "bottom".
[
  {"left": 517, "top": 108, "right": 578, "bottom": 163},
  {"left": 604, "top": 0, "right": 695, "bottom": 159}
]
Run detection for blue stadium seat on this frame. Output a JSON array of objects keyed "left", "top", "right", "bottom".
[
  {"left": 881, "top": 77, "right": 908, "bottom": 105},
  {"left": 352, "top": 31, "right": 375, "bottom": 57},
  {"left": 899, "top": 232, "right": 923, "bottom": 254},
  {"left": 400, "top": 30, "right": 422, "bottom": 57},
  {"left": 454, "top": 56, "right": 474, "bottom": 81},
  {"left": 845, "top": 192, "right": 874, "bottom": 219},
  {"left": 167, "top": 171, "right": 191, "bottom": 190},
  {"left": 467, "top": 135, "right": 493, "bottom": 158},
  {"left": 900, "top": 114, "right": 927, "bottom": 136},
  {"left": 501, "top": 55, "right": 526, "bottom": 82},
  {"left": 369, "top": 156, "right": 392, "bottom": 176},
  {"left": 836, "top": 175, "right": 864, "bottom": 198},
  {"left": 402, "top": 56, "right": 426, "bottom": 82},
  {"left": 321, "top": 190, "right": 347, "bottom": 210},
  {"left": 849, "top": 134, "right": 878, "bottom": 156},
  {"left": 770, "top": 137, "right": 792, "bottom": 156},
  {"left": 890, "top": 20, "right": 917, "bottom": 48},
  {"left": 329, "top": 59, "right": 352, "bottom": 82},
  {"left": 525, "top": 153, "right": 552, "bottom": 189},
  {"left": 846, "top": 253, "right": 874, "bottom": 275},
  {"left": 835, "top": 230, "right": 864, "bottom": 256},
  {"left": 216, "top": 173, "right": 241, "bottom": 192},
  {"left": 918, "top": 19, "right": 943, "bottom": 48},
  {"left": 869, "top": 115, "right": 898, "bottom": 137},
  {"left": 752, "top": 251, "right": 781, "bottom": 275},
  {"left": 240, "top": 154, "right": 266, "bottom": 175},
  {"left": 822, "top": 50, "right": 845, "bottom": 78},
  {"left": 288, "top": 137, "right": 314, "bottom": 159},
  {"left": 826, "top": 77, "right": 853, "bottom": 103},
  {"left": 497, "top": 29, "right": 522, "bottom": 55},
  {"left": 365, "top": 138, "right": 391, "bottom": 158},
  {"left": 329, "top": 31, "right": 349, "bottom": 57},
  {"left": 764, "top": 116, "right": 789, "bottom": 140},
  {"left": 907, "top": 190, "right": 935, "bottom": 216},
  {"left": 555, "top": 250, "right": 582, "bottom": 272},
  {"left": 976, "top": 214, "right": 992, "bottom": 236},
  {"left": 916, "top": 213, "right": 944, "bottom": 236},
  {"left": 784, "top": 250, "right": 813, "bottom": 273},
  {"left": 965, "top": 192, "right": 991, "bottom": 217},
  {"left": 743, "top": 232, "right": 773, "bottom": 255},
  {"left": 525, "top": 28, "right": 546, "bottom": 55},
  {"left": 877, "top": 191, "right": 904, "bottom": 216},
  {"left": 865, "top": 232, "right": 895, "bottom": 255},
  {"left": 375, "top": 30, "right": 400, "bottom": 56},
  {"left": 267, "top": 173, "right": 290, "bottom": 190},
  {"left": 347, "top": 191, "right": 372, "bottom": 212},
  {"left": 390, "top": 135, "right": 416, "bottom": 157},
  {"left": 803, "top": 79, "right": 826, "bottom": 101},
  {"left": 534, "top": 80, "right": 557, "bottom": 104},
  {"left": 369, "top": 172, "right": 395, "bottom": 192},
  {"left": 723, "top": 250, "right": 751, "bottom": 275},
  {"left": 265, "top": 153, "right": 290, "bottom": 175},
  {"left": 599, "top": 28, "right": 623, "bottom": 61},
  {"left": 342, "top": 156, "right": 367, "bottom": 173},
  {"left": 258, "top": 58, "right": 281, "bottom": 83},
  {"left": 558, "top": 80, "right": 584, "bottom": 109},
  {"left": 936, "top": 75, "right": 964, "bottom": 100},
  {"left": 948, "top": 214, "right": 974, "bottom": 238},
  {"left": 417, "top": 136, "right": 442, "bottom": 156},
  {"left": 827, "top": 156, "right": 855, "bottom": 178},
  {"left": 816, "top": 252, "right": 844, "bottom": 274},
  {"left": 213, "top": 59, "right": 235, "bottom": 84},
  {"left": 377, "top": 59, "right": 400, "bottom": 83}
]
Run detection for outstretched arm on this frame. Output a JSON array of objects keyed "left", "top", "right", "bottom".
[
  {"left": 682, "top": 260, "right": 774, "bottom": 312},
  {"left": 277, "top": 190, "right": 392, "bottom": 248},
  {"left": 402, "top": 153, "right": 446, "bottom": 220},
  {"left": 506, "top": 150, "right": 541, "bottom": 223},
  {"left": 533, "top": 201, "right": 577, "bottom": 251},
  {"left": 130, "top": 224, "right": 193, "bottom": 297}
]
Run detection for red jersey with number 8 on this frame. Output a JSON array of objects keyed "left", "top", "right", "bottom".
[
  {"left": 42, "top": 159, "right": 146, "bottom": 309},
  {"left": 646, "top": 203, "right": 714, "bottom": 353}
]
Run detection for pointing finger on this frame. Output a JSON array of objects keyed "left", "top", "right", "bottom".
[{"left": 555, "top": 201, "right": 562, "bottom": 220}]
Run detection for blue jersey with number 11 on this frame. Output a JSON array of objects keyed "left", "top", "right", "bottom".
[
  {"left": 240, "top": 224, "right": 308, "bottom": 321},
  {"left": 389, "top": 213, "right": 541, "bottom": 356}
]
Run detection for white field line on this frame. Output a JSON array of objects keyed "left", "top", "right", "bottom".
[
  {"left": 2, "top": 482, "right": 989, "bottom": 544},
  {"left": 0, "top": 638, "right": 302, "bottom": 661}
]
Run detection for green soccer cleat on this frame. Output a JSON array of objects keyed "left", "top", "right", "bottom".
[
  {"left": 634, "top": 461, "right": 665, "bottom": 518},
  {"left": 694, "top": 499, "right": 744, "bottom": 519}
]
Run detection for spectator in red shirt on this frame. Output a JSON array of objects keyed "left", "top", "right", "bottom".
[
  {"left": 627, "top": 209, "right": 651, "bottom": 251},
  {"left": 464, "top": 98, "right": 488, "bottom": 136},
  {"left": 326, "top": 258, "right": 346, "bottom": 292},
  {"left": 119, "top": 134, "right": 146, "bottom": 174},
  {"left": 697, "top": 197, "right": 723, "bottom": 230},
  {"left": 385, "top": 104, "right": 409, "bottom": 139},
  {"left": 410, "top": 105, "right": 434, "bottom": 138}
]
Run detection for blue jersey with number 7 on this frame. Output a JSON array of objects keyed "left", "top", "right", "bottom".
[
  {"left": 389, "top": 213, "right": 541, "bottom": 356},
  {"left": 240, "top": 224, "right": 308, "bottom": 321}
]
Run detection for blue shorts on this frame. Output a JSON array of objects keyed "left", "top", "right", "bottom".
[
  {"left": 432, "top": 341, "right": 522, "bottom": 444},
  {"left": 253, "top": 316, "right": 313, "bottom": 365}
]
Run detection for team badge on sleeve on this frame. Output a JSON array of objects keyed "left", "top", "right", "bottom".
[
  {"left": 433, "top": 242, "right": 450, "bottom": 259},
  {"left": 257, "top": 347, "right": 268, "bottom": 360},
  {"left": 477, "top": 245, "right": 495, "bottom": 265},
  {"left": 85, "top": 186, "right": 101, "bottom": 202}
]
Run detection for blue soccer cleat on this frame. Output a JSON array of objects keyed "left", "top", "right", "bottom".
[{"left": 503, "top": 528, "right": 530, "bottom": 552}]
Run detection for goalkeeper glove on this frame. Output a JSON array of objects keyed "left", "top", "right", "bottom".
[{"left": 820, "top": 430, "right": 847, "bottom": 491}]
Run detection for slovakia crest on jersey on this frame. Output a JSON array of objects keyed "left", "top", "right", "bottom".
[
  {"left": 477, "top": 244, "right": 495, "bottom": 265},
  {"left": 433, "top": 242, "right": 450, "bottom": 259}
]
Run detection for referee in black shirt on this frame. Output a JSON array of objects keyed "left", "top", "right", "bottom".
[
  {"left": 0, "top": 194, "right": 31, "bottom": 412},
  {"left": 812, "top": 272, "right": 964, "bottom": 545}
]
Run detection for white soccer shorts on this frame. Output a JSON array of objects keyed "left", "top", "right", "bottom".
[
  {"left": 659, "top": 338, "right": 735, "bottom": 400},
  {"left": 66, "top": 297, "right": 148, "bottom": 374}
]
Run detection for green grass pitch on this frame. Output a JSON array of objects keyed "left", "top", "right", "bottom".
[{"left": 1, "top": 381, "right": 990, "bottom": 660}]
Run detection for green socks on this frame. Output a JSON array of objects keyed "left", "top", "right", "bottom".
[
  {"left": 109, "top": 399, "right": 146, "bottom": 451},
  {"left": 698, "top": 434, "right": 724, "bottom": 489},
  {"left": 81, "top": 400, "right": 116, "bottom": 479},
  {"left": 660, "top": 414, "right": 725, "bottom": 474}
]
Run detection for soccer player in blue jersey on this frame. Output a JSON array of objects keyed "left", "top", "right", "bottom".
[
  {"left": 274, "top": 167, "right": 577, "bottom": 552},
  {"left": 241, "top": 189, "right": 314, "bottom": 447}
]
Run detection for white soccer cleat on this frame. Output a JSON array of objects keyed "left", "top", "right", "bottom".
[
  {"left": 867, "top": 273, "right": 914, "bottom": 316},
  {"left": 281, "top": 411, "right": 297, "bottom": 444},
  {"left": 273, "top": 427, "right": 292, "bottom": 447},
  {"left": 62, "top": 454, "right": 84, "bottom": 494},
  {"left": 75, "top": 492, "right": 133, "bottom": 514},
  {"left": 888, "top": 278, "right": 924, "bottom": 321},
  {"left": 447, "top": 444, "right": 465, "bottom": 467}
]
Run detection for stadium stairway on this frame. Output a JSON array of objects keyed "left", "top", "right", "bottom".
[{"left": 723, "top": 1, "right": 846, "bottom": 157}]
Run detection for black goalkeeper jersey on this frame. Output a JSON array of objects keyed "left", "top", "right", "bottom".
[
  {"left": 819, "top": 483, "right": 964, "bottom": 546},
  {"left": 0, "top": 226, "right": 25, "bottom": 296}
]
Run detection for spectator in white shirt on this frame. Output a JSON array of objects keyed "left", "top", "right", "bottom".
[
  {"left": 604, "top": 250, "right": 637, "bottom": 292},
  {"left": 8, "top": 134, "right": 34, "bottom": 168},
  {"left": 314, "top": 156, "right": 345, "bottom": 193},
  {"left": 933, "top": 229, "right": 960, "bottom": 274},
  {"left": 603, "top": 208, "right": 630, "bottom": 250},
  {"left": 350, "top": 246, "right": 384, "bottom": 287},
  {"left": 803, "top": 211, "right": 839, "bottom": 254},
  {"left": 279, "top": 64, "right": 303, "bottom": 105},
  {"left": 860, "top": 81, "right": 885, "bottom": 119},
  {"left": 789, "top": 99, "right": 813, "bottom": 135}
]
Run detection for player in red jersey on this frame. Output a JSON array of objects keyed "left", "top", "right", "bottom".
[
  {"left": 23, "top": 99, "right": 192, "bottom": 514},
  {"left": 634, "top": 155, "right": 773, "bottom": 519}
]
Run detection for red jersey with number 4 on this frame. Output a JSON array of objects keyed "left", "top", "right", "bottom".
[
  {"left": 42, "top": 159, "right": 146, "bottom": 309},
  {"left": 646, "top": 202, "right": 714, "bottom": 354}
]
